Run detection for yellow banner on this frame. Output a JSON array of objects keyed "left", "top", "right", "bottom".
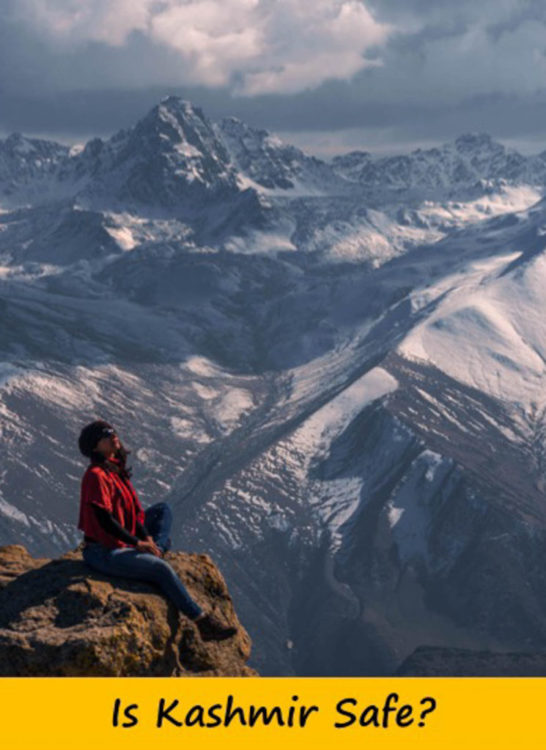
[{"left": 0, "top": 677, "right": 543, "bottom": 750}]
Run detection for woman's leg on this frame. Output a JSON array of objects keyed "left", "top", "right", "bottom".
[
  {"left": 144, "top": 502, "right": 172, "bottom": 553},
  {"left": 83, "top": 543, "right": 202, "bottom": 619}
]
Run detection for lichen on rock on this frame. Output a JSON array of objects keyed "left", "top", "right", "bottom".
[{"left": 0, "top": 544, "right": 256, "bottom": 677}]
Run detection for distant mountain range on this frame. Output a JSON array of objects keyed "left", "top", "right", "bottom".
[
  {"left": 4, "top": 100, "right": 546, "bottom": 201},
  {"left": 1, "top": 96, "right": 546, "bottom": 676}
]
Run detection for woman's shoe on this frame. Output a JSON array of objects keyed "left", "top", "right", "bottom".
[{"left": 196, "top": 613, "right": 237, "bottom": 642}]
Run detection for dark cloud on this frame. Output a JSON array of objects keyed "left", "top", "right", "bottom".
[
  {"left": 484, "top": 1, "right": 546, "bottom": 43},
  {"left": 0, "top": 19, "right": 189, "bottom": 96}
]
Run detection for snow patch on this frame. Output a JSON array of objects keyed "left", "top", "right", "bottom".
[
  {"left": 417, "top": 184, "right": 541, "bottom": 227},
  {"left": 267, "top": 512, "right": 290, "bottom": 532},
  {"left": 0, "top": 493, "right": 30, "bottom": 527},
  {"left": 0, "top": 363, "right": 25, "bottom": 388},
  {"left": 292, "top": 366, "right": 398, "bottom": 463},
  {"left": 192, "top": 382, "right": 218, "bottom": 400},
  {"left": 224, "top": 227, "right": 297, "bottom": 255},
  {"left": 421, "top": 449, "right": 444, "bottom": 481},
  {"left": 184, "top": 356, "right": 221, "bottom": 377},
  {"left": 399, "top": 249, "right": 546, "bottom": 407},
  {"left": 214, "top": 388, "right": 254, "bottom": 430},
  {"left": 170, "top": 416, "right": 211, "bottom": 444},
  {"left": 105, "top": 225, "right": 136, "bottom": 251},
  {"left": 387, "top": 505, "right": 404, "bottom": 527}
]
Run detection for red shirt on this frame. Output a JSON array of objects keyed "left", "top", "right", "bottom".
[{"left": 78, "top": 458, "right": 145, "bottom": 549}]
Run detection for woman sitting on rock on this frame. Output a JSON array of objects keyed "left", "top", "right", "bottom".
[{"left": 77, "top": 419, "right": 236, "bottom": 642}]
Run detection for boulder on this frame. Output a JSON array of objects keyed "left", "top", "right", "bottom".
[{"left": 0, "top": 544, "right": 255, "bottom": 677}]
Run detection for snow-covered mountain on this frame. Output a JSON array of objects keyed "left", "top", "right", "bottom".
[
  {"left": 0, "top": 133, "right": 70, "bottom": 204},
  {"left": 2, "top": 97, "right": 546, "bottom": 675},
  {"left": 72, "top": 98, "right": 247, "bottom": 212},
  {"left": 331, "top": 132, "right": 546, "bottom": 196},
  {"left": 216, "top": 115, "right": 346, "bottom": 194}
]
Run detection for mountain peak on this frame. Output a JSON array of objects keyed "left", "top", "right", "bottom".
[
  {"left": 2, "top": 132, "right": 66, "bottom": 154},
  {"left": 157, "top": 95, "right": 204, "bottom": 120},
  {"left": 134, "top": 96, "right": 215, "bottom": 149},
  {"left": 331, "top": 150, "right": 373, "bottom": 165},
  {"left": 221, "top": 116, "right": 244, "bottom": 125},
  {"left": 5, "top": 132, "right": 25, "bottom": 144},
  {"left": 73, "top": 96, "right": 241, "bottom": 208},
  {"left": 454, "top": 132, "right": 499, "bottom": 151},
  {"left": 3, "top": 132, "right": 39, "bottom": 155}
]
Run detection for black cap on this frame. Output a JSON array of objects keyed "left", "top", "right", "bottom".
[{"left": 78, "top": 420, "right": 115, "bottom": 458}]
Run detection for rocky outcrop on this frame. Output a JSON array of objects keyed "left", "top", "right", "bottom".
[{"left": 0, "top": 545, "right": 255, "bottom": 677}]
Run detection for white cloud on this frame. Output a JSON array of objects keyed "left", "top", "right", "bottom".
[
  {"left": 237, "top": 1, "right": 389, "bottom": 95},
  {"left": 10, "top": 0, "right": 394, "bottom": 95}
]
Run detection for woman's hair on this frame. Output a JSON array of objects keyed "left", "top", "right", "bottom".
[{"left": 90, "top": 441, "right": 133, "bottom": 480}]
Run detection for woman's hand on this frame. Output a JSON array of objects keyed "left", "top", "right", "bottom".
[{"left": 135, "top": 538, "right": 162, "bottom": 557}]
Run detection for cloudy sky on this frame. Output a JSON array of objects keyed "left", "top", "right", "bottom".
[{"left": 2, "top": 0, "right": 546, "bottom": 156}]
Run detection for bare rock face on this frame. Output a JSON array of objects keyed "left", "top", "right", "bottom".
[
  {"left": 395, "top": 646, "right": 546, "bottom": 676},
  {"left": 0, "top": 545, "right": 255, "bottom": 677}
]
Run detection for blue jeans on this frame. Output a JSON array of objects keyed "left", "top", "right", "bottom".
[
  {"left": 143, "top": 502, "right": 172, "bottom": 554},
  {"left": 82, "top": 502, "right": 203, "bottom": 620}
]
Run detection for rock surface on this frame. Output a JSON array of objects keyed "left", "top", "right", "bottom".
[
  {"left": 0, "top": 544, "right": 255, "bottom": 677},
  {"left": 395, "top": 646, "right": 546, "bottom": 676}
]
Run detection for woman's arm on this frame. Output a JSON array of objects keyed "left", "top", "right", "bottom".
[
  {"left": 91, "top": 505, "right": 161, "bottom": 555},
  {"left": 91, "top": 505, "right": 140, "bottom": 546},
  {"left": 135, "top": 519, "right": 150, "bottom": 541}
]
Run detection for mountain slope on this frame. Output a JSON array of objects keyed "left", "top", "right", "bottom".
[{"left": 1, "top": 99, "right": 546, "bottom": 674}]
